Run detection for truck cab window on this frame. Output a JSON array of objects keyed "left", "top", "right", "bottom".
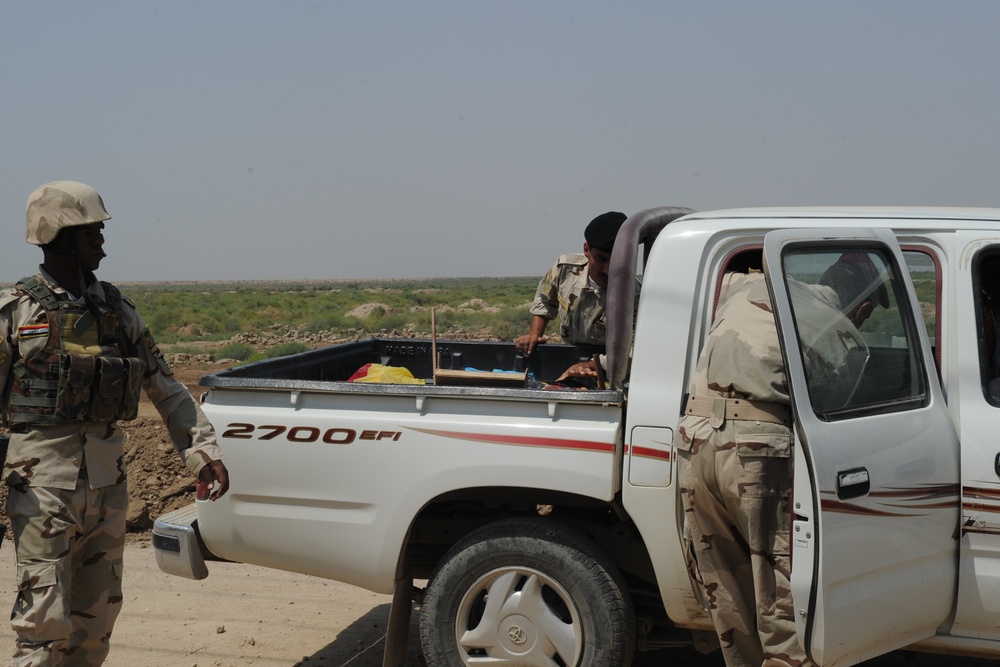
[
  {"left": 975, "top": 250, "right": 1000, "bottom": 401},
  {"left": 712, "top": 247, "right": 763, "bottom": 319},
  {"left": 780, "top": 247, "right": 928, "bottom": 420}
]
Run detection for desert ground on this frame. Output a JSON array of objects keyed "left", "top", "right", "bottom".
[
  {"left": 0, "top": 359, "right": 992, "bottom": 666},
  {"left": 0, "top": 541, "right": 991, "bottom": 667},
  {"left": 0, "top": 541, "right": 992, "bottom": 667}
]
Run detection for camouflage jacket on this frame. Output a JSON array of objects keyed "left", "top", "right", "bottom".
[
  {"left": 529, "top": 253, "right": 640, "bottom": 347},
  {"left": 677, "top": 271, "right": 869, "bottom": 450},
  {"left": 0, "top": 268, "right": 224, "bottom": 490},
  {"left": 686, "top": 272, "right": 790, "bottom": 405}
]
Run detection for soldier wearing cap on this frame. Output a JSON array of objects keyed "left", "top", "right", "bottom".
[
  {"left": 675, "top": 254, "right": 889, "bottom": 667},
  {"left": 515, "top": 211, "right": 630, "bottom": 379},
  {"left": 0, "top": 181, "right": 230, "bottom": 666}
]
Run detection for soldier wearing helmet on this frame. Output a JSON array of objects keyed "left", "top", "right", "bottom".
[{"left": 0, "top": 181, "right": 230, "bottom": 666}]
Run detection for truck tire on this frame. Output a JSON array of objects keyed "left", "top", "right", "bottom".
[{"left": 419, "top": 517, "right": 635, "bottom": 667}]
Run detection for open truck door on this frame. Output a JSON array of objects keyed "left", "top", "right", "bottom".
[{"left": 763, "top": 228, "right": 960, "bottom": 666}]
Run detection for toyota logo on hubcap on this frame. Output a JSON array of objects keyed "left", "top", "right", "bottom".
[{"left": 507, "top": 625, "right": 527, "bottom": 645}]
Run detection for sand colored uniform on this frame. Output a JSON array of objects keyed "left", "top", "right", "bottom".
[
  {"left": 529, "top": 252, "right": 646, "bottom": 348},
  {"left": 0, "top": 268, "right": 224, "bottom": 667},
  {"left": 529, "top": 254, "right": 608, "bottom": 346},
  {"left": 675, "top": 271, "right": 866, "bottom": 667}
]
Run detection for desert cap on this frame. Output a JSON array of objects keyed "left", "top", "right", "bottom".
[
  {"left": 584, "top": 211, "right": 628, "bottom": 253},
  {"left": 25, "top": 180, "right": 111, "bottom": 246},
  {"left": 819, "top": 252, "right": 891, "bottom": 311}
]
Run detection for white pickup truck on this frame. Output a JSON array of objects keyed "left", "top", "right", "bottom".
[{"left": 153, "top": 206, "right": 1000, "bottom": 667}]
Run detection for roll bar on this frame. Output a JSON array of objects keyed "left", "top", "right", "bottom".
[{"left": 605, "top": 206, "right": 696, "bottom": 390}]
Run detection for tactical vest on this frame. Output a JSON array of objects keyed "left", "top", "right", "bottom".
[{"left": 5, "top": 275, "right": 145, "bottom": 427}]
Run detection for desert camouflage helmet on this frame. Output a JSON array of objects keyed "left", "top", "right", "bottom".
[{"left": 25, "top": 180, "right": 111, "bottom": 246}]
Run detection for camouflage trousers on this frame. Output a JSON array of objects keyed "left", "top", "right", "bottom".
[
  {"left": 676, "top": 416, "right": 813, "bottom": 667},
  {"left": 6, "top": 477, "right": 127, "bottom": 667}
]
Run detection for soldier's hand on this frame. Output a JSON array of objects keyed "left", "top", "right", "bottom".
[
  {"left": 555, "top": 360, "right": 597, "bottom": 382},
  {"left": 197, "top": 460, "right": 230, "bottom": 501},
  {"left": 515, "top": 334, "right": 548, "bottom": 356}
]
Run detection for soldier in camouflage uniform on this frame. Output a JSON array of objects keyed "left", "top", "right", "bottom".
[
  {"left": 516, "top": 211, "right": 633, "bottom": 380},
  {"left": 0, "top": 181, "right": 230, "bottom": 667},
  {"left": 675, "top": 254, "right": 888, "bottom": 667}
]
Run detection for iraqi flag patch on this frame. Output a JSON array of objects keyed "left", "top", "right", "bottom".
[{"left": 18, "top": 323, "right": 50, "bottom": 339}]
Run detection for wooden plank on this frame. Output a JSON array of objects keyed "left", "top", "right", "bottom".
[{"left": 433, "top": 368, "right": 527, "bottom": 388}]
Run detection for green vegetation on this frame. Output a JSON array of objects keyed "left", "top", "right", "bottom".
[
  {"left": 262, "top": 342, "right": 310, "bottom": 359},
  {"left": 214, "top": 342, "right": 255, "bottom": 361},
  {"left": 118, "top": 277, "right": 539, "bottom": 356}
]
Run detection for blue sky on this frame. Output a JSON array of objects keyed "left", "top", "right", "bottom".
[{"left": 2, "top": 1, "right": 998, "bottom": 281}]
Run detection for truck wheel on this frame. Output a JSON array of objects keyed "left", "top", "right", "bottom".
[{"left": 419, "top": 517, "right": 635, "bottom": 667}]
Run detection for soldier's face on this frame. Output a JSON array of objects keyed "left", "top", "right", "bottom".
[
  {"left": 584, "top": 243, "right": 612, "bottom": 288},
  {"left": 68, "top": 222, "right": 107, "bottom": 271}
]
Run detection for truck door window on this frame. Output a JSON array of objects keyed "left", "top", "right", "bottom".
[
  {"left": 780, "top": 247, "right": 928, "bottom": 420},
  {"left": 975, "top": 249, "right": 1000, "bottom": 402},
  {"left": 901, "top": 248, "right": 940, "bottom": 373}
]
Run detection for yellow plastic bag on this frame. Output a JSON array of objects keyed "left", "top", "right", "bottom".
[{"left": 350, "top": 363, "right": 425, "bottom": 385}]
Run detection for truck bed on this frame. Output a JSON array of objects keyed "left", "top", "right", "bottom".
[{"left": 199, "top": 337, "right": 623, "bottom": 403}]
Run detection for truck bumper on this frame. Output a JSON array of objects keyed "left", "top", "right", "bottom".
[{"left": 152, "top": 504, "right": 210, "bottom": 580}]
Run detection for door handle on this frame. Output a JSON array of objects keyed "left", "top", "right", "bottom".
[{"left": 837, "top": 467, "right": 870, "bottom": 500}]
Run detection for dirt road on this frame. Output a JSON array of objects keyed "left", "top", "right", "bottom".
[{"left": 0, "top": 541, "right": 990, "bottom": 667}]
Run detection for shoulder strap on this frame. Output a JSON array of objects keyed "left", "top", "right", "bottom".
[
  {"left": 100, "top": 281, "right": 124, "bottom": 312},
  {"left": 15, "top": 275, "right": 60, "bottom": 310}
]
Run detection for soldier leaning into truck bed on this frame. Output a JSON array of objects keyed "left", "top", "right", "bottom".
[
  {"left": 515, "top": 210, "right": 632, "bottom": 382},
  {"left": 0, "top": 181, "right": 230, "bottom": 667},
  {"left": 675, "top": 253, "right": 889, "bottom": 667}
]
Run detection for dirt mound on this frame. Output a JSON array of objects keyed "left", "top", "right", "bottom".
[
  {"left": 122, "top": 417, "right": 196, "bottom": 532},
  {"left": 119, "top": 358, "right": 228, "bottom": 538},
  {"left": 346, "top": 302, "right": 392, "bottom": 318}
]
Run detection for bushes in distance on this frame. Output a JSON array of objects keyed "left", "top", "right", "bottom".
[{"left": 122, "top": 277, "right": 538, "bottom": 353}]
